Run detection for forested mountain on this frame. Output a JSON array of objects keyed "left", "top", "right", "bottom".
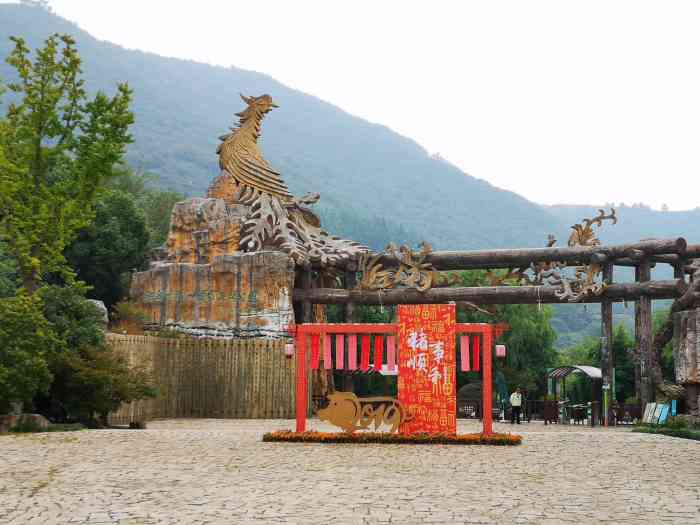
[
  {"left": 2, "top": 3, "right": 698, "bottom": 348},
  {"left": 546, "top": 204, "right": 700, "bottom": 245},
  {"left": 0, "top": 3, "right": 557, "bottom": 251},
  {"left": 3, "top": 4, "right": 698, "bottom": 252}
]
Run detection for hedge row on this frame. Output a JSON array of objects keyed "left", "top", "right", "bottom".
[
  {"left": 632, "top": 426, "right": 700, "bottom": 441},
  {"left": 262, "top": 430, "right": 522, "bottom": 445}
]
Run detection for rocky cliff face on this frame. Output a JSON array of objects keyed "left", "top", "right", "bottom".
[
  {"left": 131, "top": 251, "right": 294, "bottom": 338},
  {"left": 165, "top": 197, "right": 245, "bottom": 264},
  {"left": 131, "top": 192, "right": 297, "bottom": 338},
  {"left": 129, "top": 93, "right": 367, "bottom": 338}
]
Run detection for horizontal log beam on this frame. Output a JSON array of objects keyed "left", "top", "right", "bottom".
[
  {"left": 377, "top": 238, "right": 687, "bottom": 271},
  {"left": 671, "top": 276, "right": 700, "bottom": 313},
  {"left": 294, "top": 279, "right": 687, "bottom": 305},
  {"left": 686, "top": 244, "right": 700, "bottom": 258}
]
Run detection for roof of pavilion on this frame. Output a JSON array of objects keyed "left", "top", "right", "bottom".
[{"left": 548, "top": 365, "right": 602, "bottom": 380}]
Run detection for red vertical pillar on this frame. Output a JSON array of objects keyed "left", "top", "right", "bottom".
[
  {"left": 360, "top": 335, "right": 371, "bottom": 372},
  {"left": 295, "top": 331, "right": 307, "bottom": 433},
  {"left": 482, "top": 326, "right": 493, "bottom": 436},
  {"left": 373, "top": 335, "right": 384, "bottom": 372}
]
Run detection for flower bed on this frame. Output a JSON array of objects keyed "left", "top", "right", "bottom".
[{"left": 262, "top": 430, "right": 522, "bottom": 445}]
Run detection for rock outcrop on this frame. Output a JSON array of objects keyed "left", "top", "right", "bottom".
[{"left": 130, "top": 94, "right": 365, "bottom": 338}]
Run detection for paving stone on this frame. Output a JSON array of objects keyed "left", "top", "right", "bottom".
[{"left": 0, "top": 419, "right": 699, "bottom": 524}]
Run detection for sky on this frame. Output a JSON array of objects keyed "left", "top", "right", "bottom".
[{"left": 34, "top": 1, "right": 700, "bottom": 210}]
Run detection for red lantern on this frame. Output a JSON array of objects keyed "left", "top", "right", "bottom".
[
  {"left": 495, "top": 344, "right": 506, "bottom": 359},
  {"left": 284, "top": 342, "right": 295, "bottom": 359}
]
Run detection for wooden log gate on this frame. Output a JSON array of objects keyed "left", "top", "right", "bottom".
[{"left": 293, "top": 239, "right": 699, "bottom": 422}]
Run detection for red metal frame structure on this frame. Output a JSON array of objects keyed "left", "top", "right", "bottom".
[{"left": 287, "top": 322, "right": 507, "bottom": 435}]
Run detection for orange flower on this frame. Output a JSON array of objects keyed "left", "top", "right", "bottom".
[{"left": 262, "top": 430, "right": 522, "bottom": 446}]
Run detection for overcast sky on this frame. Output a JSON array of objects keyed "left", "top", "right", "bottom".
[{"left": 39, "top": 1, "right": 700, "bottom": 210}]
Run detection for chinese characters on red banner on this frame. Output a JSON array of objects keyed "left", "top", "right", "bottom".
[{"left": 397, "top": 304, "right": 456, "bottom": 434}]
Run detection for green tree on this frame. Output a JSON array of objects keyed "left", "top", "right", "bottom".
[
  {"left": 557, "top": 325, "right": 637, "bottom": 403},
  {"left": 65, "top": 190, "right": 149, "bottom": 308},
  {"left": 0, "top": 34, "right": 133, "bottom": 293},
  {"left": 556, "top": 336, "right": 598, "bottom": 368},
  {"left": 652, "top": 309, "right": 674, "bottom": 382},
  {"left": 139, "top": 189, "right": 183, "bottom": 247},
  {"left": 106, "top": 167, "right": 184, "bottom": 247},
  {"left": 611, "top": 324, "right": 636, "bottom": 402},
  {"left": 497, "top": 304, "right": 557, "bottom": 395},
  {"left": 555, "top": 336, "right": 599, "bottom": 403},
  {"left": 0, "top": 295, "right": 56, "bottom": 411},
  {"left": 36, "top": 285, "right": 155, "bottom": 424},
  {"left": 455, "top": 271, "right": 557, "bottom": 397},
  {"left": 0, "top": 242, "right": 19, "bottom": 298}
]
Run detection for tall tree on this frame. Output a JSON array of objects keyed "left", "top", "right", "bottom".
[
  {"left": 557, "top": 325, "right": 637, "bottom": 403},
  {"left": 0, "top": 242, "right": 19, "bottom": 298},
  {"left": 611, "top": 324, "right": 636, "bottom": 402},
  {"left": 0, "top": 34, "right": 133, "bottom": 293},
  {"left": 0, "top": 294, "right": 59, "bottom": 412},
  {"left": 65, "top": 190, "right": 149, "bottom": 308},
  {"left": 456, "top": 270, "right": 557, "bottom": 397},
  {"left": 652, "top": 309, "right": 675, "bottom": 382},
  {"left": 105, "top": 167, "right": 184, "bottom": 248}
]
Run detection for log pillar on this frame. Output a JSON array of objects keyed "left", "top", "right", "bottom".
[
  {"left": 301, "top": 269, "right": 314, "bottom": 323},
  {"left": 636, "top": 260, "right": 653, "bottom": 406},
  {"left": 345, "top": 270, "right": 357, "bottom": 322},
  {"left": 674, "top": 262, "right": 686, "bottom": 280},
  {"left": 601, "top": 263, "right": 614, "bottom": 426}
]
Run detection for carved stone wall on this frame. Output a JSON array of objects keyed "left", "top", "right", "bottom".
[
  {"left": 165, "top": 197, "right": 245, "bottom": 264},
  {"left": 674, "top": 308, "right": 699, "bottom": 416},
  {"left": 207, "top": 172, "right": 241, "bottom": 206},
  {"left": 131, "top": 252, "right": 294, "bottom": 338}
]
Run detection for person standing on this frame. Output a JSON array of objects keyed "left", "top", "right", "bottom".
[{"left": 510, "top": 387, "right": 522, "bottom": 424}]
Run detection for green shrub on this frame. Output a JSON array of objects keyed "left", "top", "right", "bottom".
[
  {"left": 9, "top": 418, "right": 44, "bottom": 433},
  {"left": 664, "top": 416, "right": 688, "bottom": 431},
  {"left": 36, "top": 285, "right": 156, "bottom": 424},
  {"left": 112, "top": 299, "right": 146, "bottom": 325},
  {"left": 0, "top": 295, "right": 57, "bottom": 408},
  {"left": 632, "top": 426, "right": 700, "bottom": 441},
  {"left": 10, "top": 421, "right": 84, "bottom": 433},
  {"left": 47, "top": 423, "right": 84, "bottom": 432}
]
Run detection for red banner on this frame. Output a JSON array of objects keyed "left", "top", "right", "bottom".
[{"left": 397, "top": 304, "right": 456, "bottom": 434}]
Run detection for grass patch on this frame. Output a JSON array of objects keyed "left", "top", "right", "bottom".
[
  {"left": 46, "top": 423, "right": 85, "bottom": 432},
  {"left": 632, "top": 425, "right": 700, "bottom": 441},
  {"left": 10, "top": 422, "right": 84, "bottom": 433},
  {"left": 263, "top": 430, "right": 522, "bottom": 445}
]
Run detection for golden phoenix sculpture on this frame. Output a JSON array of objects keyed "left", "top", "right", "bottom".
[{"left": 209, "top": 94, "right": 367, "bottom": 267}]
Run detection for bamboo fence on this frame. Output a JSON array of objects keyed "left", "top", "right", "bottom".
[{"left": 106, "top": 333, "right": 296, "bottom": 425}]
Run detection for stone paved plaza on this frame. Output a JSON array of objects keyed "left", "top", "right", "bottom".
[{"left": 1, "top": 419, "right": 699, "bottom": 524}]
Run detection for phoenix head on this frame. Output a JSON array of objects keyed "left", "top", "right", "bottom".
[{"left": 236, "top": 93, "right": 278, "bottom": 119}]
